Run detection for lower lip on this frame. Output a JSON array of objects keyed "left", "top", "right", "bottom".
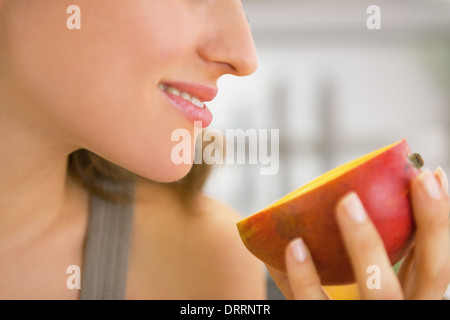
[{"left": 163, "top": 92, "right": 213, "bottom": 128}]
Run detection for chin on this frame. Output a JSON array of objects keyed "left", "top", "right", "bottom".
[
  {"left": 132, "top": 159, "right": 194, "bottom": 184},
  {"left": 155, "top": 163, "right": 194, "bottom": 183}
]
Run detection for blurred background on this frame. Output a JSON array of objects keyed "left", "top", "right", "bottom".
[{"left": 203, "top": 0, "right": 450, "bottom": 299}]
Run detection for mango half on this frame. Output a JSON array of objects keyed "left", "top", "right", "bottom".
[{"left": 237, "top": 139, "right": 423, "bottom": 285}]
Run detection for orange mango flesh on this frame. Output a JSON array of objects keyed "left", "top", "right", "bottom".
[
  {"left": 262, "top": 140, "right": 402, "bottom": 212},
  {"left": 237, "top": 139, "right": 420, "bottom": 285},
  {"left": 322, "top": 284, "right": 360, "bottom": 300}
]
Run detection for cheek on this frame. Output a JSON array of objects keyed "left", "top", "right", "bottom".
[
  {"left": 6, "top": 0, "right": 200, "bottom": 182},
  {"left": 77, "top": 2, "right": 200, "bottom": 182}
]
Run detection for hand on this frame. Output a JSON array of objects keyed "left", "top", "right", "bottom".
[{"left": 267, "top": 167, "right": 450, "bottom": 300}]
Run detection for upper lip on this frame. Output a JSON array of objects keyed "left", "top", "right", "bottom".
[{"left": 160, "top": 81, "right": 218, "bottom": 102}]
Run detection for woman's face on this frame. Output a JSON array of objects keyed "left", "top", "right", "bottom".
[{"left": 0, "top": 0, "right": 257, "bottom": 182}]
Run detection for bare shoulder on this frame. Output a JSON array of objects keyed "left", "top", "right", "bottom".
[
  {"left": 128, "top": 179, "right": 267, "bottom": 299},
  {"left": 190, "top": 195, "right": 267, "bottom": 299}
]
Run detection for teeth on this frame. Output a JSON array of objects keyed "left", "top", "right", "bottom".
[
  {"left": 158, "top": 84, "right": 205, "bottom": 109},
  {"left": 167, "top": 87, "right": 180, "bottom": 96},
  {"left": 190, "top": 97, "right": 204, "bottom": 108},
  {"left": 181, "top": 92, "right": 191, "bottom": 100}
]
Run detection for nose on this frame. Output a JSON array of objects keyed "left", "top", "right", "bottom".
[{"left": 198, "top": 0, "right": 258, "bottom": 78}]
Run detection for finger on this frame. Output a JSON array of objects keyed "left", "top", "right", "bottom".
[
  {"left": 265, "top": 265, "right": 294, "bottom": 300},
  {"left": 397, "top": 247, "right": 416, "bottom": 294},
  {"left": 434, "top": 166, "right": 449, "bottom": 195},
  {"left": 336, "top": 192, "right": 403, "bottom": 300},
  {"left": 285, "top": 238, "right": 329, "bottom": 300},
  {"left": 409, "top": 168, "right": 450, "bottom": 298}
]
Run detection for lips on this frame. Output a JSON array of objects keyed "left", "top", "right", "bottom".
[{"left": 159, "top": 82, "right": 217, "bottom": 128}]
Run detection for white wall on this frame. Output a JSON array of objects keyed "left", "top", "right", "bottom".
[{"left": 203, "top": 0, "right": 450, "bottom": 218}]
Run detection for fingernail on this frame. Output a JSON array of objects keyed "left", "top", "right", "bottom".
[
  {"left": 435, "top": 166, "right": 449, "bottom": 194},
  {"left": 420, "top": 169, "right": 441, "bottom": 199},
  {"left": 340, "top": 192, "right": 367, "bottom": 224},
  {"left": 289, "top": 238, "right": 307, "bottom": 263}
]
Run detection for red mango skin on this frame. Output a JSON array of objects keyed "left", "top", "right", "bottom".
[{"left": 237, "top": 140, "right": 421, "bottom": 285}]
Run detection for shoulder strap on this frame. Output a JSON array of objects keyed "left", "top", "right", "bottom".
[{"left": 80, "top": 182, "right": 135, "bottom": 300}]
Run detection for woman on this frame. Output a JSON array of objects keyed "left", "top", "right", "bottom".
[{"left": 0, "top": 0, "right": 448, "bottom": 300}]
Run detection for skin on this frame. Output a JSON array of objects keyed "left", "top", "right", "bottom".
[
  {"left": 0, "top": 0, "right": 264, "bottom": 299},
  {"left": 0, "top": 0, "right": 448, "bottom": 300},
  {"left": 269, "top": 168, "right": 450, "bottom": 300}
]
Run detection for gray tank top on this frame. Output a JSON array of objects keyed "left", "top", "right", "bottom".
[{"left": 79, "top": 182, "right": 135, "bottom": 300}]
